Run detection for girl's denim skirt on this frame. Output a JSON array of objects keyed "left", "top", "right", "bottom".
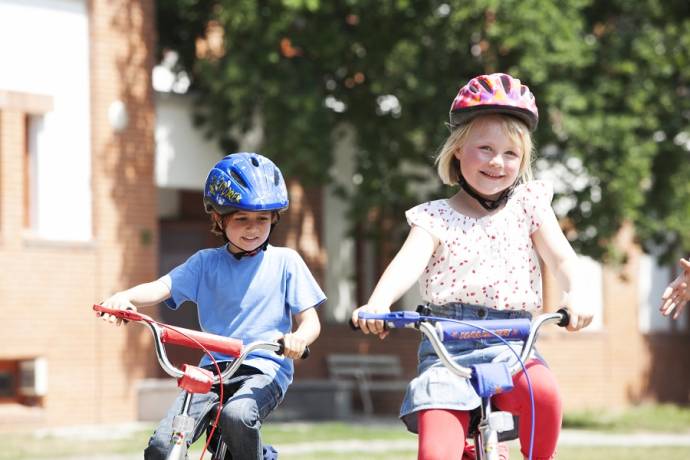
[{"left": 400, "top": 303, "right": 538, "bottom": 434}]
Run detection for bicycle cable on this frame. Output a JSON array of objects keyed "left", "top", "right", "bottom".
[
  {"left": 420, "top": 315, "right": 537, "bottom": 460},
  {"left": 147, "top": 319, "right": 225, "bottom": 460}
]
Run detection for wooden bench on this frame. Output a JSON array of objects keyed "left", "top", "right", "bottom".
[{"left": 326, "top": 353, "right": 409, "bottom": 415}]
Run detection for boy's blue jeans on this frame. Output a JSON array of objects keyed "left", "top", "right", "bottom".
[{"left": 144, "top": 365, "right": 283, "bottom": 460}]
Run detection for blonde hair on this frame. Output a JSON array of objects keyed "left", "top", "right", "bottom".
[{"left": 436, "top": 115, "right": 534, "bottom": 186}]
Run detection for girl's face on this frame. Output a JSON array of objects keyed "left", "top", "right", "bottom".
[
  {"left": 454, "top": 116, "right": 524, "bottom": 199},
  {"left": 222, "top": 211, "right": 274, "bottom": 253}
]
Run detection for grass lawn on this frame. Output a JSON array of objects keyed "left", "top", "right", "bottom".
[
  {"left": 1, "top": 404, "right": 689, "bottom": 459},
  {"left": 271, "top": 445, "right": 690, "bottom": 460}
]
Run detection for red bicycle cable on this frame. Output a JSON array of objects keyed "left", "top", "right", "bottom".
[{"left": 148, "top": 319, "right": 225, "bottom": 460}]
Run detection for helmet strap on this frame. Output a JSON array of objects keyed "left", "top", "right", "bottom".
[
  {"left": 227, "top": 239, "right": 267, "bottom": 260},
  {"left": 457, "top": 174, "right": 514, "bottom": 211}
]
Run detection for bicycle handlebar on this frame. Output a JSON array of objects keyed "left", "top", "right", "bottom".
[
  {"left": 354, "top": 308, "right": 570, "bottom": 379},
  {"left": 93, "top": 304, "right": 309, "bottom": 385},
  {"left": 94, "top": 304, "right": 244, "bottom": 357}
]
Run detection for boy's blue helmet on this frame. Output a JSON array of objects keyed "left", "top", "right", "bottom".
[{"left": 203, "top": 152, "right": 289, "bottom": 214}]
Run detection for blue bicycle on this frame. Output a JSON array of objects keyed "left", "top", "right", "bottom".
[{"left": 356, "top": 307, "right": 570, "bottom": 460}]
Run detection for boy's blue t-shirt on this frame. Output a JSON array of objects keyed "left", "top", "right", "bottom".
[{"left": 162, "top": 244, "right": 326, "bottom": 395}]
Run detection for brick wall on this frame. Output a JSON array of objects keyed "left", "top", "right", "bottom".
[
  {"left": 0, "top": 0, "right": 157, "bottom": 430},
  {"left": 88, "top": 0, "right": 158, "bottom": 425}
]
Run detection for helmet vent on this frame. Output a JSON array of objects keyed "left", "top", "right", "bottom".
[
  {"left": 500, "top": 75, "right": 512, "bottom": 93},
  {"left": 478, "top": 77, "right": 493, "bottom": 93},
  {"left": 230, "top": 170, "right": 249, "bottom": 189},
  {"left": 274, "top": 169, "right": 280, "bottom": 186},
  {"left": 250, "top": 156, "right": 260, "bottom": 167}
]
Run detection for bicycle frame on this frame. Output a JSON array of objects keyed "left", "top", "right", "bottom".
[
  {"left": 357, "top": 308, "right": 569, "bottom": 460},
  {"left": 94, "top": 304, "right": 297, "bottom": 460}
]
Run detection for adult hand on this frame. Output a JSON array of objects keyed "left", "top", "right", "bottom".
[{"left": 660, "top": 258, "right": 690, "bottom": 320}]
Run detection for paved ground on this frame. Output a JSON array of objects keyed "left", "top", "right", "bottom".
[
  {"left": 39, "top": 429, "right": 690, "bottom": 460},
  {"left": 22, "top": 419, "right": 690, "bottom": 460}
]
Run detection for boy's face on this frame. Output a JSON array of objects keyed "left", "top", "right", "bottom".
[{"left": 223, "top": 211, "right": 274, "bottom": 254}]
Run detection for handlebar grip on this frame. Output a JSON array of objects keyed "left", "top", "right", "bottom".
[
  {"left": 276, "top": 338, "right": 310, "bottom": 359},
  {"left": 349, "top": 316, "right": 392, "bottom": 332},
  {"left": 93, "top": 304, "right": 150, "bottom": 322},
  {"left": 161, "top": 327, "right": 244, "bottom": 357},
  {"left": 556, "top": 308, "right": 571, "bottom": 328}
]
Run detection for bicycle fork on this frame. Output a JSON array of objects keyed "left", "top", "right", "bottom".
[
  {"left": 167, "top": 392, "right": 196, "bottom": 460},
  {"left": 474, "top": 397, "right": 514, "bottom": 460}
]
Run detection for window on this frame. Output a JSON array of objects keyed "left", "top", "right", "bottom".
[
  {"left": 0, "top": 358, "right": 46, "bottom": 405},
  {"left": 24, "top": 114, "right": 43, "bottom": 231},
  {"left": 0, "top": 362, "right": 17, "bottom": 401},
  {"left": 571, "top": 255, "right": 604, "bottom": 331}
]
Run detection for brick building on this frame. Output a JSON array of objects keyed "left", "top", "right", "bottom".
[
  {"left": 0, "top": 0, "right": 688, "bottom": 432},
  {"left": 0, "top": 0, "right": 157, "bottom": 428}
]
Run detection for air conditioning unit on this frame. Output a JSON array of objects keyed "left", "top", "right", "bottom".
[{"left": 19, "top": 357, "right": 47, "bottom": 397}]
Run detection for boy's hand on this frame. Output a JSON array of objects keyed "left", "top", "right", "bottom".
[
  {"left": 98, "top": 293, "right": 137, "bottom": 326},
  {"left": 351, "top": 304, "right": 390, "bottom": 339},
  {"left": 280, "top": 333, "right": 308, "bottom": 360},
  {"left": 660, "top": 258, "right": 690, "bottom": 320}
]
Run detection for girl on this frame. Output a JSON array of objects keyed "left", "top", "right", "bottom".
[{"left": 352, "top": 73, "right": 593, "bottom": 460}]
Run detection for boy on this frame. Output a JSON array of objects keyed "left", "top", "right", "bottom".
[{"left": 100, "top": 152, "right": 325, "bottom": 460}]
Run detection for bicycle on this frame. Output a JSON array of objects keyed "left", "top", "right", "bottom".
[
  {"left": 354, "top": 306, "right": 570, "bottom": 460},
  {"left": 94, "top": 304, "right": 308, "bottom": 460}
]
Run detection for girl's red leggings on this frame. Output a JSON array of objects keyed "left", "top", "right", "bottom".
[{"left": 417, "top": 360, "right": 562, "bottom": 460}]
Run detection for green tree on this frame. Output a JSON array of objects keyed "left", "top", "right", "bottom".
[
  {"left": 554, "top": 0, "right": 690, "bottom": 261},
  {"left": 157, "top": 0, "right": 690, "bottom": 261}
]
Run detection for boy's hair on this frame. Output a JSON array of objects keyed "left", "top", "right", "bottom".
[
  {"left": 210, "top": 210, "right": 280, "bottom": 243},
  {"left": 436, "top": 114, "right": 534, "bottom": 186}
]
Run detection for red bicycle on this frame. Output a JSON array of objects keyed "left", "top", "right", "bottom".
[{"left": 93, "top": 304, "right": 306, "bottom": 460}]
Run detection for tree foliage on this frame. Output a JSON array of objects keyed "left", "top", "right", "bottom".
[{"left": 157, "top": 0, "right": 690, "bottom": 261}]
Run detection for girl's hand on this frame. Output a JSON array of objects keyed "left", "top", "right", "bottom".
[
  {"left": 98, "top": 293, "right": 137, "bottom": 326},
  {"left": 280, "top": 333, "right": 308, "bottom": 360},
  {"left": 660, "top": 258, "right": 690, "bottom": 320},
  {"left": 560, "top": 293, "right": 593, "bottom": 332},
  {"left": 565, "top": 308, "right": 593, "bottom": 331},
  {"left": 351, "top": 304, "right": 390, "bottom": 339}
]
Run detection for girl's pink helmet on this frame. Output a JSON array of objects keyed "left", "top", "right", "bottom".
[{"left": 449, "top": 73, "right": 538, "bottom": 131}]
